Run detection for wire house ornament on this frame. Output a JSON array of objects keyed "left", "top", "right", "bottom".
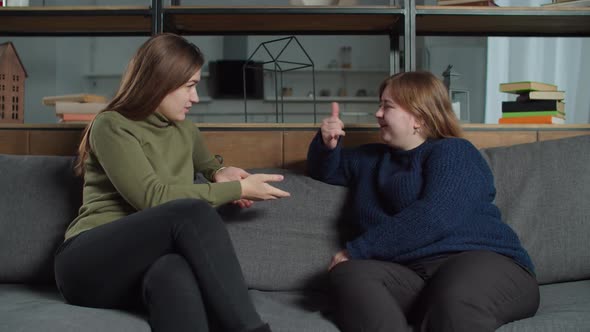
[{"left": 243, "top": 36, "right": 317, "bottom": 123}]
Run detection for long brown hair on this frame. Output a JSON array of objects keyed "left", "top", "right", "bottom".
[
  {"left": 379, "top": 71, "right": 463, "bottom": 139},
  {"left": 75, "top": 33, "right": 204, "bottom": 176}
]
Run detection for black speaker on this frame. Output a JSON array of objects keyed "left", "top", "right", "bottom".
[{"left": 209, "top": 60, "right": 263, "bottom": 99}]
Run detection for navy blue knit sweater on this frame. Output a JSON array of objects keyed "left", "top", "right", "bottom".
[{"left": 307, "top": 132, "right": 534, "bottom": 273}]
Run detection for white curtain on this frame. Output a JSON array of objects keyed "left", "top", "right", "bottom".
[{"left": 485, "top": 0, "right": 590, "bottom": 124}]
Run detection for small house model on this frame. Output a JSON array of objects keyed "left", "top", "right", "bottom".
[{"left": 0, "top": 42, "right": 27, "bottom": 124}]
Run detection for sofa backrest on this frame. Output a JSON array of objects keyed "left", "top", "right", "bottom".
[
  {"left": 0, "top": 152, "right": 347, "bottom": 289},
  {"left": 223, "top": 134, "right": 590, "bottom": 289},
  {"left": 219, "top": 171, "right": 351, "bottom": 291},
  {"left": 0, "top": 154, "right": 82, "bottom": 284},
  {"left": 480, "top": 135, "right": 590, "bottom": 285},
  {"left": 1, "top": 135, "right": 588, "bottom": 290},
  {"left": 227, "top": 135, "right": 590, "bottom": 289}
]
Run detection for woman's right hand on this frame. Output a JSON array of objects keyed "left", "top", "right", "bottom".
[
  {"left": 240, "top": 174, "right": 291, "bottom": 201},
  {"left": 321, "top": 102, "right": 346, "bottom": 150}
]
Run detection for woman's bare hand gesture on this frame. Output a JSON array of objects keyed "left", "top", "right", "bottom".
[
  {"left": 240, "top": 174, "right": 291, "bottom": 201},
  {"left": 321, "top": 102, "right": 346, "bottom": 150}
]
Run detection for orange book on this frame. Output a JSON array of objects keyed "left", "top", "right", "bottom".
[
  {"left": 499, "top": 116, "right": 564, "bottom": 124},
  {"left": 58, "top": 113, "right": 96, "bottom": 122}
]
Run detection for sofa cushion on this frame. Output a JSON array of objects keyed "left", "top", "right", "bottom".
[
  {"left": 497, "top": 280, "right": 590, "bottom": 332},
  {"left": 0, "top": 284, "right": 149, "bottom": 332},
  {"left": 217, "top": 169, "right": 352, "bottom": 291},
  {"left": 480, "top": 135, "right": 590, "bottom": 285},
  {"left": 2, "top": 281, "right": 588, "bottom": 332},
  {"left": 254, "top": 281, "right": 590, "bottom": 332},
  {"left": 0, "top": 155, "right": 82, "bottom": 284},
  {"left": 251, "top": 290, "right": 339, "bottom": 332}
]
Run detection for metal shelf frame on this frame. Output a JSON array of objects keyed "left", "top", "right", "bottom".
[{"left": 1, "top": 1, "right": 589, "bottom": 75}]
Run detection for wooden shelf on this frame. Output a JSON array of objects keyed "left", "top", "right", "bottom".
[
  {"left": 2, "top": 123, "right": 589, "bottom": 131},
  {"left": 2, "top": 123, "right": 588, "bottom": 160},
  {"left": 271, "top": 67, "right": 389, "bottom": 73},
  {"left": 0, "top": 6, "right": 152, "bottom": 36},
  {"left": 163, "top": 6, "right": 404, "bottom": 35},
  {"left": 263, "top": 96, "right": 378, "bottom": 103},
  {"left": 416, "top": 6, "right": 590, "bottom": 37}
]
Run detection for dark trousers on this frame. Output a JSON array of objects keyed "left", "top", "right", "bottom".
[
  {"left": 54, "top": 198, "right": 267, "bottom": 332},
  {"left": 329, "top": 251, "right": 540, "bottom": 332}
]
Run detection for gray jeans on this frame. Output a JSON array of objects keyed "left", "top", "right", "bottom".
[{"left": 329, "top": 250, "right": 539, "bottom": 332}]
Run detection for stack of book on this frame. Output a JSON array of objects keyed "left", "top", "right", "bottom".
[
  {"left": 42, "top": 94, "right": 108, "bottom": 123},
  {"left": 498, "top": 81, "right": 565, "bottom": 124}
]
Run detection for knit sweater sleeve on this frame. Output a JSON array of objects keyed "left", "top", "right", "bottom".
[
  {"left": 346, "top": 139, "right": 490, "bottom": 260},
  {"left": 306, "top": 130, "right": 352, "bottom": 186},
  {"left": 190, "top": 124, "right": 223, "bottom": 182}
]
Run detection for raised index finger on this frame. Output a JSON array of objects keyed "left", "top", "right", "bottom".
[{"left": 331, "top": 102, "right": 340, "bottom": 119}]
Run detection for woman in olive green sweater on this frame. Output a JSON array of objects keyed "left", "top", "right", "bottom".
[{"left": 54, "top": 33, "right": 289, "bottom": 332}]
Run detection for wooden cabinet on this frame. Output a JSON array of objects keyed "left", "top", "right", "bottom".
[{"left": 2, "top": 124, "right": 588, "bottom": 170}]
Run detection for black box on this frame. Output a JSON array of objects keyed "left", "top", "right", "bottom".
[{"left": 208, "top": 60, "right": 263, "bottom": 99}]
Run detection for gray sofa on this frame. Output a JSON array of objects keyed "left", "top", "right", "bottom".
[{"left": 1, "top": 135, "right": 589, "bottom": 332}]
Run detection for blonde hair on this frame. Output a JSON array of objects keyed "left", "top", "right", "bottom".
[
  {"left": 75, "top": 33, "right": 204, "bottom": 176},
  {"left": 379, "top": 71, "right": 463, "bottom": 139}
]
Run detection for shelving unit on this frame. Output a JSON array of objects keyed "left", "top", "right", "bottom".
[
  {"left": 262, "top": 67, "right": 386, "bottom": 108},
  {"left": 0, "top": 2, "right": 588, "bottom": 67},
  {"left": 0, "top": 6, "right": 153, "bottom": 36},
  {"left": 263, "top": 96, "right": 378, "bottom": 103},
  {"left": 0, "top": 1, "right": 589, "bottom": 123},
  {"left": 274, "top": 68, "right": 389, "bottom": 73},
  {"left": 409, "top": 5, "right": 590, "bottom": 69},
  {"left": 415, "top": 6, "right": 590, "bottom": 37},
  {"left": 162, "top": 5, "right": 405, "bottom": 35},
  {"left": 160, "top": 5, "right": 408, "bottom": 75}
]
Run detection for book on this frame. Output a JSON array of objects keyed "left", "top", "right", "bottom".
[
  {"left": 499, "top": 81, "right": 558, "bottom": 94},
  {"left": 54, "top": 101, "right": 108, "bottom": 114},
  {"left": 502, "top": 100, "right": 565, "bottom": 113},
  {"left": 42, "top": 94, "right": 107, "bottom": 106},
  {"left": 57, "top": 113, "right": 97, "bottom": 122},
  {"left": 516, "top": 90, "right": 565, "bottom": 101},
  {"left": 542, "top": 0, "right": 590, "bottom": 7},
  {"left": 499, "top": 116, "right": 565, "bottom": 124},
  {"left": 502, "top": 111, "right": 565, "bottom": 118}
]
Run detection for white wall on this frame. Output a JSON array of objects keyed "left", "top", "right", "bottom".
[{"left": 416, "top": 36, "right": 487, "bottom": 123}]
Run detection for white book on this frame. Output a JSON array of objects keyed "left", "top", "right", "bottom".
[{"left": 54, "top": 101, "right": 108, "bottom": 114}]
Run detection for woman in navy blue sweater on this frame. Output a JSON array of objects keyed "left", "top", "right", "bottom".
[{"left": 307, "top": 71, "right": 539, "bottom": 332}]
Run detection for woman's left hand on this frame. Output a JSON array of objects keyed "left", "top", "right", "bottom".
[
  {"left": 214, "top": 166, "right": 250, "bottom": 182},
  {"left": 328, "top": 250, "right": 350, "bottom": 271},
  {"left": 214, "top": 166, "right": 254, "bottom": 208}
]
